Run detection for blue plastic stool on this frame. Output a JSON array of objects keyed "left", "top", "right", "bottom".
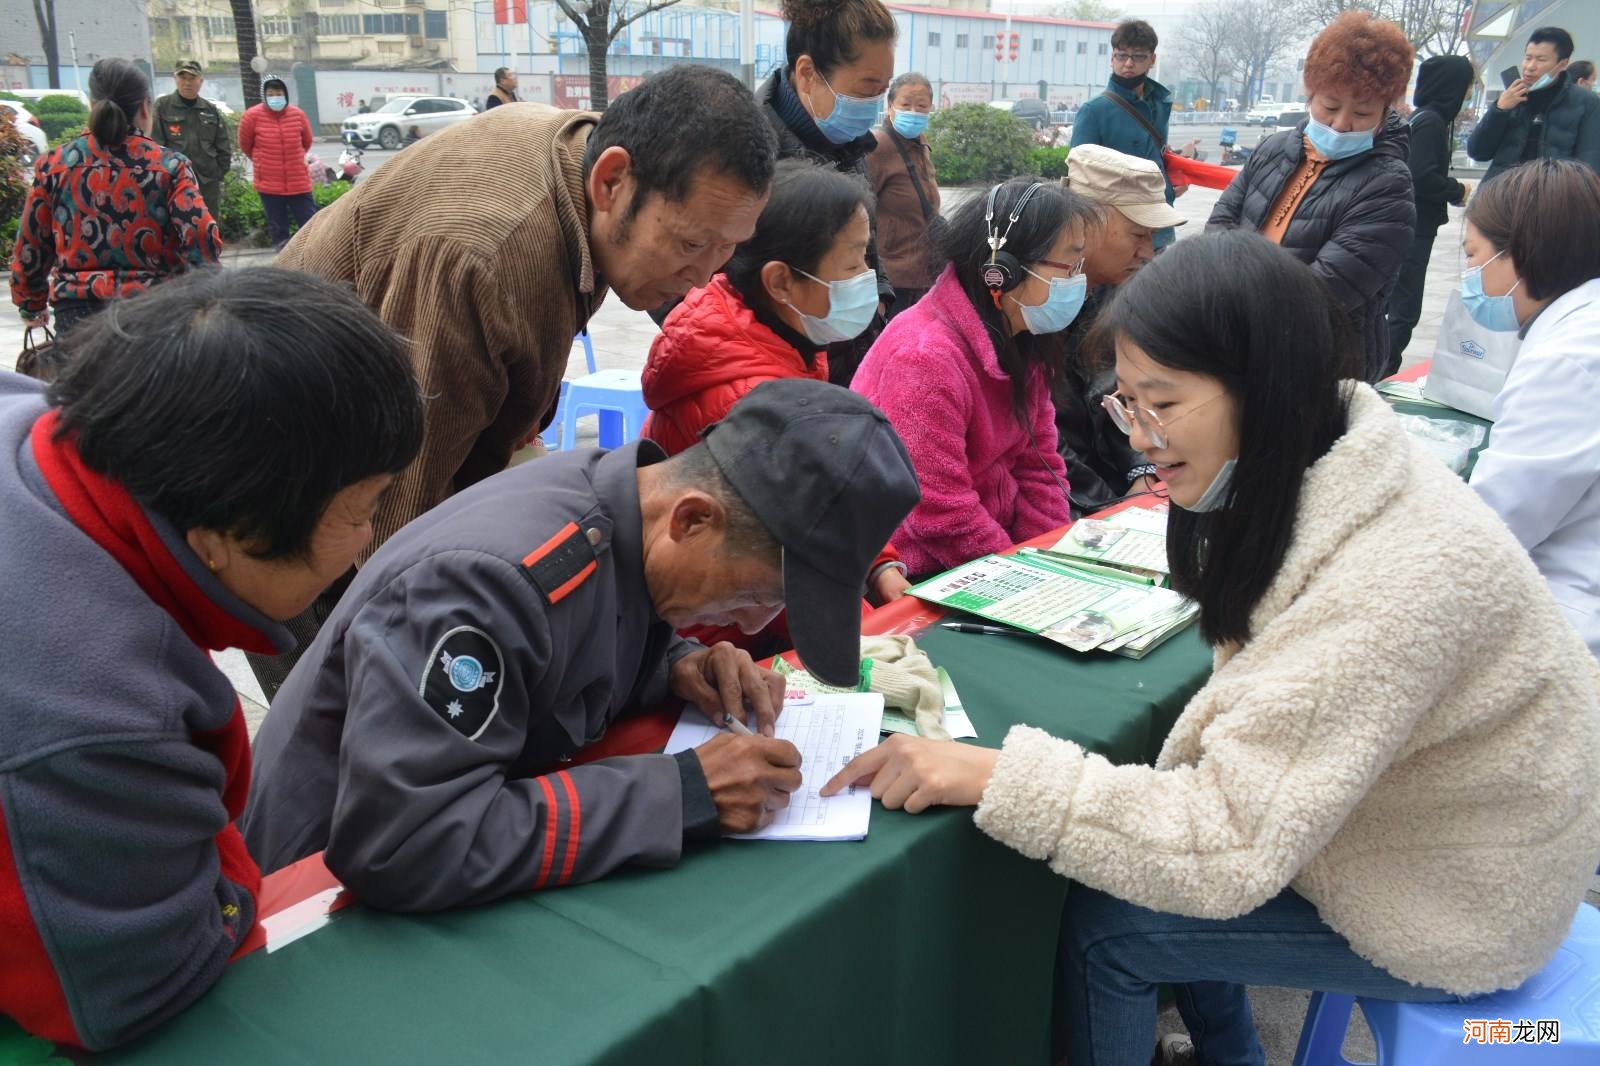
[
  {"left": 1293, "top": 904, "right": 1600, "bottom": 1064},
  {"left": 549, "top": 332, "right": 606, "bottom": 451},
  {"left": 557, "top": 368, "right": 649, "bottom": 451}
]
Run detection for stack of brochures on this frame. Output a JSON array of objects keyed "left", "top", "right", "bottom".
[{"left": 908, "top": 508, "right": 1198, "bottom": 659}]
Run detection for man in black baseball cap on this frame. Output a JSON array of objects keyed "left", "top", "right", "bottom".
[
  {"left": 699, "top": 377, "right": 920, "bottom": 685},
  {"left": 243, "top": 376, "right": 920, "bottom": 909}
]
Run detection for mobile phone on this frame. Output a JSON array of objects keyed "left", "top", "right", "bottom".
[{"left": 1501, "top": 66, "right": 1521, "bottom": 89}]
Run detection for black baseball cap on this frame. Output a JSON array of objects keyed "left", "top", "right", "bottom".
[{"left": 703, "top": 378, "right": 920, "bottom": 686}]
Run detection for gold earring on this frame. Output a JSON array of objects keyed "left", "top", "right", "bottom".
[{"left": 208, "top": 559, "right": 218, "bottom": 571}]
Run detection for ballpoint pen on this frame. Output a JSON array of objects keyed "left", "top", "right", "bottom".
[{"left": 939, "top": 622, "right": 1024, "bottom": 636}]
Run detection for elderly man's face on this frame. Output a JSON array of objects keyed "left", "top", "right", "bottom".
[
  {"left": 640, "top": 489, "right": 786, "bottom": 633},
  {"left": 1084, "top": 207, "right": 1154, "bottom": 287},
  {"left": 176, "top": 72, "right": 203, "bottom": 100},
  {"left": 589, "top": 153, "right": 769, "bottom": 311}
]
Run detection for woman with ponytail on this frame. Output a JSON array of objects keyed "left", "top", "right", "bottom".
[
  {"left": 10, "top": 58, "right": 221, "bottom": 341},
  {"left": 758, "top": 0, "right": 898, "bottom": 383}
]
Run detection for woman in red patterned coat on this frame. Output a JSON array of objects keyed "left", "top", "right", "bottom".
[{"left": 9, "top": 58, "right": 221, "bottom": 339}]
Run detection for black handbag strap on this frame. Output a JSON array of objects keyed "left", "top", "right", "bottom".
[
  {"left": 887, "top": 128, "right": 937, "bottom": 225},
  {"left": 1098, "top": 90, "right": 1168, "bottom": 154}
]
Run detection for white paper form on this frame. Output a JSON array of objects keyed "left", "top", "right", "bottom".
[{"left": 664, "top": 693, "right": 885, "bottom": 841}]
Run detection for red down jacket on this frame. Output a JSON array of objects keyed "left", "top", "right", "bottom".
[
  {"left": 641, "top": 274, "right": 900, "bottom": 655},
  {"left": 238, "top": 103, "right": 313, "bottom": 197}
]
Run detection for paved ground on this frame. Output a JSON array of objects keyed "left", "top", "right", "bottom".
[{"left": 6, "top": 187, "right": 1592, "bottom": 1066}]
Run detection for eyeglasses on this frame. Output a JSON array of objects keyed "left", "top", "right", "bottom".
[
  {"left": 1101, "top": 391, "right": 1224, "bottom": 450},
  {"left": 1112, "top": 52, "right": 1153, "bottom": 64},
  {"left": 1033, "top": 256, "right": 1085, "bottom": 276}
]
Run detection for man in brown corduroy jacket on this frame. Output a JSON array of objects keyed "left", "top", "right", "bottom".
[{"left": 253, "top": 65, "right": 779, "bottom": 699}]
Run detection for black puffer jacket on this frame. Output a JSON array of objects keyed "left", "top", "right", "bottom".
[
  {"left": 1467, "top": 72, "right": 1600, "bottom": 183},
  {"left": 1208, "top": 114, "right": 1415, "bottom": 381},
  {"left": 1409, "top": 55, "right": 1474, "bottom": 230},
  {"left": 755, "top": 68, "right": 894, "bottom": 385}
]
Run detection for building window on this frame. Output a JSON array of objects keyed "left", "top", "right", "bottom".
[
  {"left": 321, "top": 14, "right": 360, "bottom": 34},
  {"left": 1032, "top": 38, "right": 1042, "bottom": 52},
  {"left": 175, "top": 16, "right": 192, "bottom": 42},
  {"left": 1056, "top": 40, "right": 1065, "bottom": 53},
  {"left": 424, "top": 10, "right": 447, "bottom": 39},
  {"left": 259, "top": 15, "right": 293, "bottom": 37},
  {"left": 955, "top": 33, "right": 968, "bottom": 48},
  {"left": 928, "top": 32, "right": 940, "bottom": 47},
  {"left": 404, "top": 13, "right": 420, "bottom": 34},
  {"left": 1098, "top": 42, "right": 1109, "bottom": 54},
  {"left": 364, "top": 13, "right": 408, "bottom": 33},
  {"left": 206, "top": 15, "right": 235, "bottom": 37},
  {"left": 982, "top": 35, "right": 994, "bottom": 49},
  {"left": 1076, "top": 41, "right": 1087, "bottom": 55}
]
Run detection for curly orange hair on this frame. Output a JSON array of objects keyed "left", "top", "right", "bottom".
[{"left": 1302, "top": 11, "right": 1415, "bottom": 105}]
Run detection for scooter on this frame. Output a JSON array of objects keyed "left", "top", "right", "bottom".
[
  {"left": 336, "top": 144, "right": 364, "bottom": 183},
  {"left": 1219, "top": 127, "right": 1252, "bottom": 166}
]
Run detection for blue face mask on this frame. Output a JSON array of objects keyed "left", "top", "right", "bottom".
[
  {"left": 1530, "top": 72, "right": 1556, "bottom": 92},
  {"left": 1181, "top": 459, "right": 1237, "bottom": 513},
  {"left": 787, "top": 267, "right": 878, "bottom": 344},
  {"left": 266, "top": 95, "right": 287, "bottom": 112},
  {"left": 1014, "top": 268, "right": 1088, "bottom": 335},
  {"left": 891, "top": 110, "right": 930, "bottom": 138},
  {"left": 810, "top": 73, "right": 883, "bottom": 145},
  {"left": 1461, "top": 250, "right": 1523, "bottom": 332},
  {"left": 1305, "top": 114, "right": 1377, "bottom": 160}
]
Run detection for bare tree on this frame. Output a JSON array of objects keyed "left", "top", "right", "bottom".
[
  {"left": 30, "top": 0, "right": 59, "bottom": 89},
  {"left": 1052, "top": 0, "right": 1124, "bottom": 19},
  {"left": 1290, "top": 0, "right": 1473, "bottom": 56},
  {"left": 1170, "top": 1, "right": 1234, "bottom": 108},
  {"left": 229, "top": 0, "right": 263, "bottom": 108},
  {"left": 1225, "top": 0, "right": 1301, "bottom": 107},
  {"left": 552, "top": 0, "right": 687, "bottom": 111}
]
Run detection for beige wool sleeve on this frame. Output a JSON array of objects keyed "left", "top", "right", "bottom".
[{"left": 972, "top": 555, "right": 1466, "bottom": 920}]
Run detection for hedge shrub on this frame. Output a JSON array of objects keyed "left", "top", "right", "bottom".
[
  {"left": 927, "top": 103, "right": 1039, "bottom": 186},
  {"left": 217, "top": 170, "right": 353, "bottom": 247},
  {"left": 1029, "top": 146, "right": 1070, "bottom": 180}
]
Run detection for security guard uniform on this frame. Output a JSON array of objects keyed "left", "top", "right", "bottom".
[
  {"left": 152, "top": 66, "right": 232, "bottom": 220},
  {"left": 241, "top": 441, "right": 719, "bottom": 912}
]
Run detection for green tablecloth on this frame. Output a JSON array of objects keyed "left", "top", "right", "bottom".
[{"left": 6, "top": 627, "right": 1213, "bottom": 1065}]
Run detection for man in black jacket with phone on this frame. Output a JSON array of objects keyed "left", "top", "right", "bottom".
[{"left": 1386, "top": 55, "right": 1475, "bottom": 367}]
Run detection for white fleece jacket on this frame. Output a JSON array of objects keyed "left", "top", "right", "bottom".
[{"left": 974, "top": 384, "right": 1600, "bottom": 996}]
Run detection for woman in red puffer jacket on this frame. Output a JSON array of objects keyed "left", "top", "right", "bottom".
[
  {"left": 238, "top": 75, "right": 316, "bottom": 249},
  {"left": 643, "top": 159, "right": 909, "bottom": 658}
]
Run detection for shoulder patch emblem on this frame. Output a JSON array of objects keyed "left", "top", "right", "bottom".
[
  {"left": 420, "top": 625, "right": 505, "bottom": 740},
  {"left": 520, "top": 521, "right": 599, "bottom": 604}
]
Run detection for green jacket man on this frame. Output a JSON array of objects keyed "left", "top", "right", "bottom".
[{"left": 151, "top": 60, "right": 232, "bottom": 220}]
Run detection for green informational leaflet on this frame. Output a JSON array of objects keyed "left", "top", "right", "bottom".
[
  {"left": 908, "top": 552, "right": 1197, "bottom": 657},
  {"left": 1043, "top": 507, "right": 1170, "bottom": 578}
]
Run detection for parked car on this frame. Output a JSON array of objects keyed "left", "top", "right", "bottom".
[
  {"left": 989, "top": 97, "right": 1052, "bottom": 130},
  {"left": 1, "top": 101, "right": 48, "bottom": 168},
  {"left": 342, "top": 95, "right": 476, "bottom": 150},
  {"left": 1273, "top": 110, "right": 1308, "bottom": 135}
]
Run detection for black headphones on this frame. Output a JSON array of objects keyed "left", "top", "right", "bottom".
[{"left": 982, "top": 180, "right": 1045, "bottom": 303}]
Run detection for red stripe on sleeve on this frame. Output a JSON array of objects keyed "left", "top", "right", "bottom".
[
  {"left": 555, "top": 771, "right": 582, "bottom": 886},
  {"left": 546, "top": 560, "right": 598, "bottom": 604},
  {"left": 521, "top": 522, "right": 580, "bottom": 569},
  {"left": 532, "top": 776, "right": 561, "bottom": 890}
]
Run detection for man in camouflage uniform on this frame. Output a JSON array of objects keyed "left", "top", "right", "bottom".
[{"left": 151, "top": 60, "right": 232, "bottom": 220}]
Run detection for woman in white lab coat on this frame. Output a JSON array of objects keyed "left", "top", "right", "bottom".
[{"left": 1465, "top": 159, "right": 1600, "bottom": 658}]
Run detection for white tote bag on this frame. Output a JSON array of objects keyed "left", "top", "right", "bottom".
[{"left": 1423, "top": 288, "right": 1520, "bottom": 420}]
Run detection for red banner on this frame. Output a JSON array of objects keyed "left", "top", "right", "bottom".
[
  {"left": 553, "top": 74, "right": 644, "bottom": 110},
  {"left": 1164, "top": 150, "right": 1239, "bottom": 191},
  {"left": 493, "top": 0, "right": 508, "bottom": 24}
]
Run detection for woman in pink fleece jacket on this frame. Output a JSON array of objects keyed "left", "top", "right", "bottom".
[{"left": 852, "top": 178, "right": 1100, "bottom": 577}]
